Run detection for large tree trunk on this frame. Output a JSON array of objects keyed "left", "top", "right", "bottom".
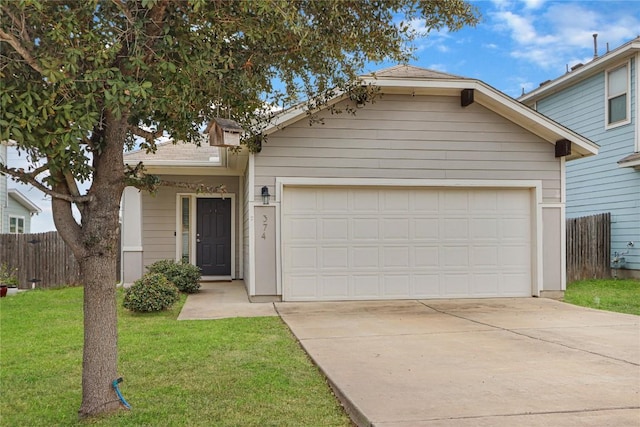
[
  {"left": 78, "top": 251, "right": 121, "bottom": 417},
  {"left": 52, "top": 112, "right": 128, "bottom": 418}
]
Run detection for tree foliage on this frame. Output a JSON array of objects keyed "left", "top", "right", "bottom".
[{"left": 0, "top": 0, "right": 478, "bottom": 419}]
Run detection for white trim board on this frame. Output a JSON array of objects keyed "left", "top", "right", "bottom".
[
  {"left": 175, "top": 192, "right": 236, "bottom": 279},
  {"left": 276, "top": 177, "right": 545, "bottom": 299}
]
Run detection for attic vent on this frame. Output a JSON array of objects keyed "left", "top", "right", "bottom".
[{"left": 571, "top": 63, "right": 584, "bottom": 71}]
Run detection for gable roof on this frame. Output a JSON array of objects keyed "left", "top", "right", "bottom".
[
  {"left": 519, "top": 36, "right": 640, "bottom": 103},
  {"left": 8, "top": 188, "right": 41, "bottom": 214},
  {"left": 266, "top": 65, "right": 598, "bottom": 160},
  {"left": 365, "top": 65, "right": 464, "bottom": 79}
]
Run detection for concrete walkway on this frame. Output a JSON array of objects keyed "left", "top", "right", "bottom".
[
  {"left": 277, "top": 298, "right": 640, "bottom": 427},
  {"left": 177, "top": 281, "right": 277, "bottom": 320}
]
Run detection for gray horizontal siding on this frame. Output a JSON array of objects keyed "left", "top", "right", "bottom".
[
  {"left": 537, "top": 57, "right": 639, "bottom": 270},
  {"left": 256, "top": 94, "right": 561, "bottom": 203}
]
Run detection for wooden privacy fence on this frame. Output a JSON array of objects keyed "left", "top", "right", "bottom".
[
  {"left": 0, "top": 232, "right": 80, "bottom": 289},
  {"left": 566, "top": 212, "right": 611, "bottom": 283}
]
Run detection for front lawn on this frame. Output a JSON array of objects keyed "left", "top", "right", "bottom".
[
  {"left": 564, "top": 278, "right": 640, "bottom": 315},
  {"left": 0, "top": 287, "right": 351, "bottom": 426}
]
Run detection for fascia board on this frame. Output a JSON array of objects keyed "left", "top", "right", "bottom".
[
  {"left": 520, "top": 40, "right": 640, "bottom": 103},
  {"left": 471, "top": 82, "right": 599, "bottom": 159},
  {"left": 142, "top": 165, "right": 244, "bottom": 176},
  {"left": 8, "top": 189, "right": 42, "bottom": 213},
  {"left": 263, "top": 93, "right": 348, "bottom": 135}
]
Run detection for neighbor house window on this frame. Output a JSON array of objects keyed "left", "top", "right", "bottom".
[
  {"left": 606, "top": 63, "right": 629, "bottom": 126},
  {"left": 9, "top": 216, "right": 24, "bottom": 234}
]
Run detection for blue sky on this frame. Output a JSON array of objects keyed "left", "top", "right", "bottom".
[
  {"left": 9, "top": 0, "right": 640, "bottom": 233},
  {"left": 372, "top": 0, "right": 640, "bottom": 97}
]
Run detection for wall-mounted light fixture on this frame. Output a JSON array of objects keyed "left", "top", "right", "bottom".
[{"left": 261, "top": 186, "right": 270, "bottom": 205}]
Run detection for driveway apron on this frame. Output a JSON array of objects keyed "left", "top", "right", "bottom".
[{"left": 276, "top": 298, "right": 640, "bottom": 426}]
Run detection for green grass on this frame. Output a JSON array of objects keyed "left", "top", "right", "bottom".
[
  {"left": 564, "top": 278, "right": 640, "bottom": 315},
  {"left": 0, "top": 287, "right": 351, "bottom": 426}
]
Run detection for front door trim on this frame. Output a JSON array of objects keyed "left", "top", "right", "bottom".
[{"left": 175, "top": 193, "right": 235, "bottom": 279}]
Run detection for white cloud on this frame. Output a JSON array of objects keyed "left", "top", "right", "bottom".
[
  {"left": 490, "top": 1, "right": 640, "bottom": 71},
  {"left": 428, "top": 63, "right": 448, "bottom": 72},
  {"left": 522, "top": 0, "right": 546, "bottom": 10}
]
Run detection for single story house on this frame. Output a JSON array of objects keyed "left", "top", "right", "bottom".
[{"left": 121, "top": 65, "right": 598, "bottom": 301}]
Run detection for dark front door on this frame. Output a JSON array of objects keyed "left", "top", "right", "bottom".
[{"left": 196, "top": 198, "right": 231, "bottom": 276}]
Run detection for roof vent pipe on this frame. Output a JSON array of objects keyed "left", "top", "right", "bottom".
[{"left": 593, "top": 33, "right": 598, "bottom": 59}]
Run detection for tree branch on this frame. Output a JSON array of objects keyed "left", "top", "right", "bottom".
[
  {"left": 0, "top": 26, "right": 42, "bottom": 75},
  {"left": 1, "top": 6, "right": 32, "bottom": 45},
  {"left": 0, "top": 163, "right": 93, "bottom": 203},
  {"left": 157, "top": 179, "right": 227, "bottom": 195},
  {"left": 128, "top": 125, "right": 164, "bottom": 144},
  {"left": 110, "top": 0, "right": 134, "bottom": 24}
]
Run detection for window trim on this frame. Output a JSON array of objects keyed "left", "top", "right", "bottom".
[
  {"left": 605, "top": 60, "right": 631, "bottom": 129},
  {"left": 8, "top": 215, "right": 25, "bottom": 234}
]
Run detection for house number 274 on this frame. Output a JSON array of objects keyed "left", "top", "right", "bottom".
[{"left": 261, "top": 215, "right": 268, "bottom": 239}]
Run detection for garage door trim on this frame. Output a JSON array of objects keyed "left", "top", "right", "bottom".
[{"left": 275, "top": 178, "right": 543, "bottom": 300}]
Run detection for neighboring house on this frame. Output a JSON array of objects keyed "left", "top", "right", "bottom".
[
  {"left": 3, "top": 189, "right": 42, "bottom": 233},
  {"left": 520, "top": 37, "right": 640, "bottom": 278},
  {"left": 121, "top": 65, "right": 597, "bottom": 301},
  {"left": 1, "top": 142, "right": 42, "bottom": 233}
]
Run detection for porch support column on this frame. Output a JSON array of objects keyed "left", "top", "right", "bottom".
[{"left": 121, "top": 186, "right": 144, "bottom": 285}]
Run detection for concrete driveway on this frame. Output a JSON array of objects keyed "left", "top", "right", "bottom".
[{"left": 275, "top": 298, "right": 640, "bottom": 426}]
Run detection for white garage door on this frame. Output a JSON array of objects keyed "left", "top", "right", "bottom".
[{"left": 282, "top": 186, "right": 532, "bottom": 301}]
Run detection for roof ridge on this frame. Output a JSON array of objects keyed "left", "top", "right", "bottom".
[{"left": 362, "top": 64, "right": 466, "bottom": 80}]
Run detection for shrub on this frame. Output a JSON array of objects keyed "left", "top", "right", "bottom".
[
  {"left": 123, "top": 273, "right": 180, "bottom": 312},
  {"left": 146, "top": 260, "right": 201, "bottom": 294}
]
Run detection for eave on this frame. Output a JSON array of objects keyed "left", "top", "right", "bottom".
[
  {"left": 8, "top": 188, "right": 42, "bottom": 214},
  {"left": 519, "top": 38, "right": 640, "bottom": 104}
]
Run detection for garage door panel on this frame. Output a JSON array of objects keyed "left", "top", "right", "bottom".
[
  {"left": 353, "top": 190, "right": 379, "bottom": 211},
  {"left": 383, "top": 190, "right": 410, "bottom": 211},
  {"left": 283, "top": 187, "right": 532, "bottom": 301},
  {"left": 321, "top": 218, "right": 349, "bottom": 240},
  {"left": 442, "top": 273, "right": 471, "bottom": 296},
  {"left": 443, "top": 218, "right": 469, "bottom": 240},
  {"left": 383, "top": 218, "right": 410, "bottom": 239},
  {"left": 352, "top": 247, "right": 379, "bottom": 268},
  {"left": 320, "top": 276, "right": 349, "bottom": 298},
  {"left": 287, "top": 275, "right": 317, "bottom": 300},
  {"left": 383, "top": 275, "right": 410, "bottom": 296},
  {"left": 413, "top": 218, "right": 439, "bottom": 239},
  {"left": 321, "top": 247, "right": 349, "bottom": 268},
  {"left": 473, "top": 274, "right": 500, "bottom": 295},
  {"left": 353, "top": 275, "right": 380, "bottom": 297},
  {"left": 471, "top": 218, "right": 498, "bottom": 239},
  {"left": 501, "top": 245, "right": 530, "bottom": 268},
  {"left": 472, "top": 246, "right": 499, "bottom": 267},
  {"left": 288, "top": 218, "right": 318, "bottom": 240},
  {"left": 442, "top": 246, "right": 469, "bottom": 267},
  {"left": 383, "top": 246, "right": 411, "bottom": 268},
  {"left": 289, "top": 246, "right": 318, "bottom": 269},
  {"left": 502, "top": 218, "right": 530, "bottom": 239},
  {"left": 413, "top": 192, "right": 440, "bottom": 212},
  {"left": 412, "top": 274, "right": 441, "bottom": 297},
  {"left": 414, "top": 246, "right": 440, "bottom": 268},
  {"left": 353, "top": 218, "right": 379, "bottom": 240}
]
